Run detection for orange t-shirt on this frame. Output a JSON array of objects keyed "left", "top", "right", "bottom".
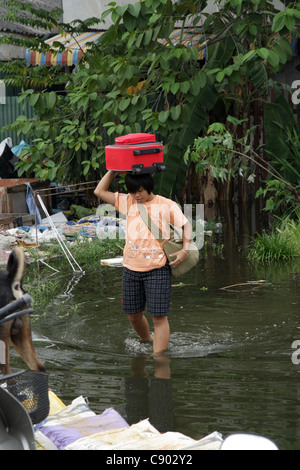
[{"left": 114, "top": 193, "right": 188, "bottom": 272}]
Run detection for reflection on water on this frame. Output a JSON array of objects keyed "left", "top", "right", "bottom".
[
  {"left": 125, "top": 356, "right": 174, "bottom": 432},
  {"left": 8, "top": 218, "right": 300, "bottom": 450}
]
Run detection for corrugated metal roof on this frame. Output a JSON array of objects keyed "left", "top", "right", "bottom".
[{"left": 0, "top": 1, "right": 62, "bottom": 37}]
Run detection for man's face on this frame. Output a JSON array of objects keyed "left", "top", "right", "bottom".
[{"left": 130, "top": 186, "right": 152, "bottom": 204}]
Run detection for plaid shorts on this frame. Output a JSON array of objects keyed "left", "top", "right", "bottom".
[{"left": 122, "top": 263, "right": 172, "bottom": 317}]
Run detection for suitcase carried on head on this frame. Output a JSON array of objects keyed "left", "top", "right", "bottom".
[{"left": 105, "top": 133, "right": 165, "bottom": 174}]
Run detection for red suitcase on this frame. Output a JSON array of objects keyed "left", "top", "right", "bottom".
[{"left": 105, "top": 133, "right": 165, "bottom": 174}]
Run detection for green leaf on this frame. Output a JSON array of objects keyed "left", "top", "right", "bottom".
[
  {"left": 102, "top": 121, "right": 116, "bottom": 127},
  {"left": 45, "top": 144, "right": 54, "bottom": 158},
  {"left": 128, "top": 3, "right": 141, "bottom": 18},
  {"left": 46, "top": 91, "right": 57, "bottom": 109},
  {"left": 123, "top": 10, "right": 136, "bottom": 32},
  {"left": 144, "top": 29, "right": 152, "bottom": 46},
  {"left": 115, "top": 124, "right": 125, "bottom": 134},
  {"left": 216, "top": 70, "right": 225, "bottom": 83},
  {"left": 29, "top": 93, "right": 40, "bottom": 107},
  {"left": 158, "top": 110, "right": 170, "bottom": 123},
  {"left": 160, "top": 56, "right": 169, "bottom": 70},
  {"left": 198, "top": 70, "right": 207, "bottom": 88},
  {"left": 242, "top": 50, "right": 256, "bottom": 62},
  {"left": 170, "top": 105, "right": 181, "bottom": 121},
  {"left": 248, "top": 58, "right": 269, "bottom": 94},
  {"left": 83, "top": 162, "right": 90, "bottom": 176},
  {"left": 99, "top": 76, "right": 108, "bottom": 90},
  {"left": 272, "top": 12, "right": 286, "bottom": 32},
  {"left": 127, "top": 32, "right": 136, "bottom": 50},
  {"left": 44, "top": 159, "right": 55, "bottom": 168},
  {"left": 273, "top": 42, "right": 287, "bottom": 64},
  {"left": 180, "top": 81, "right": 190, "bottom": 94},
  {"left": 107, "top": 126, "right": 116, "bottom": 136},
  {"left": 149, "top": 13, "right": 161, "bottom": 24},
  {"left": 276, "top": 37, "right": 293, "bottom": 62},
  {"left": 257, "top": 48, "right": 269, "bottom": 60},
  {"left": 291, "top": 8, "right": 300, "bottom": 19},
  {"left": 124, "top": 65, "right": 135, "bottom": 80},
  {"left": 285, "top": 14, "right": 295, "bottom": 32},
  {"left": 172, "top": 48, "right": 183, "bottom": 59},
  {"left": 135, "top": 33, "right": 144, "bottom": 48},
  {"left": 119, "top": 98, "right": 130, "bottom": 111},
  {"left": 190, "top": 71, "right": 207, "bottom": 96},
  {"left": 115, "top": 5, "right": 128, "bottom": 17},
  {"left": 22, "top": 121, "right": 33, "bottom": 134},
  {"left": 267, "top": 49, "right": 280, "bottom": 68},
  {"left": 17, "top": 91, "right": 33, "bottom": 105}
]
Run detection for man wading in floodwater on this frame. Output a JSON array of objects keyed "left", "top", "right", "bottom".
[{"left": 95, "top": 170, "right": 192, "bottom": 355}]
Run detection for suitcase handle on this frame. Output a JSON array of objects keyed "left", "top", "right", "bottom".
[
  {"left": 132, "top": 162, "right": 166, "bottom": 174},
  {"left": 133, "top": 148, "right": 161, "bottom": 156}
]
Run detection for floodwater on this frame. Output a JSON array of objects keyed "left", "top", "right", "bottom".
[{"left": 9, "top": 210, "right": 300, "bottom": 450}]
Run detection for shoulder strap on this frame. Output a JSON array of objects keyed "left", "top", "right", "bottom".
[{"left": 137, "top": 203, "right": 163, "bottom": 242}]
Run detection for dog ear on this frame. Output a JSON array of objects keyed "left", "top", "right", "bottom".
[
  {"left": 7, "top": 248, "right": 26, "bottom": 299},
  {"left": 7, "top": 249, "right": 18, "bottom": 279}
]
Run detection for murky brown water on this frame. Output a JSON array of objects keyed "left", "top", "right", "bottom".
[{"left": 9, "top": 212, "right": 300, "bottom": 450}]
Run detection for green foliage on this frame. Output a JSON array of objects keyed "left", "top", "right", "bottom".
[
  {"left": 184, "top": 115, "right": 257, "bottom": 182},
  {"left": 0, "top": 0, "right": 299, "bottom": 195},
  {"left": 256, "top": 180, "right": 297, "bottom": 215},
  {"left": 256, "top": 123, "right": 300, "bottom": 217},
  {"left": 260, "top": 87, "right": 300, "bottom": 216},
  {"left": 264, "top": 89, "right": 300, "bottom": 187},
  {"left": 185, "top": 111, "right": 300, "bottom": 215}
]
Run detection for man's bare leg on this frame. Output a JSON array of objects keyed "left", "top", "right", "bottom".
[
  {"left": 152, "top": 315, "right": 170, "bottom": 354},
  {"left": 128, "top": 312, "right": 153, "bottom": 341}
]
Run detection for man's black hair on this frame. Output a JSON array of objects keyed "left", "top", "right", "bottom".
[{"left": 125, "top": 173, "right": 154, "bottom": 195}]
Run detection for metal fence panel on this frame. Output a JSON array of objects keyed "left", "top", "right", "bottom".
[{"left": 0, "top": 95, "right": 33, "bottom": 146}]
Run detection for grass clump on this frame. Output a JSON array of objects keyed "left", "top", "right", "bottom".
[{"left": 247, "top": 215, "right": 300, "bottom": 262}]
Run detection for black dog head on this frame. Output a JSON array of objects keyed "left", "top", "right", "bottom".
[
  {"left": 0, "top": 247, "right": 26, "bottom": 309},
  {"left": 0, "top": 247, "right": 45, "bottom": 374}
]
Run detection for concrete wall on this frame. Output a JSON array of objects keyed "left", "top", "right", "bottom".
[
  {"left": 62, "top": 0, "right": 223, "bottom": 27},
  {"left": 62, "top": 0, "right": 137, "bottom": 27}
]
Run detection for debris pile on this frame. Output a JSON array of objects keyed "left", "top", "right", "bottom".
[{"left": 0, "top": 212, "right": 126, "bottom": 265}]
